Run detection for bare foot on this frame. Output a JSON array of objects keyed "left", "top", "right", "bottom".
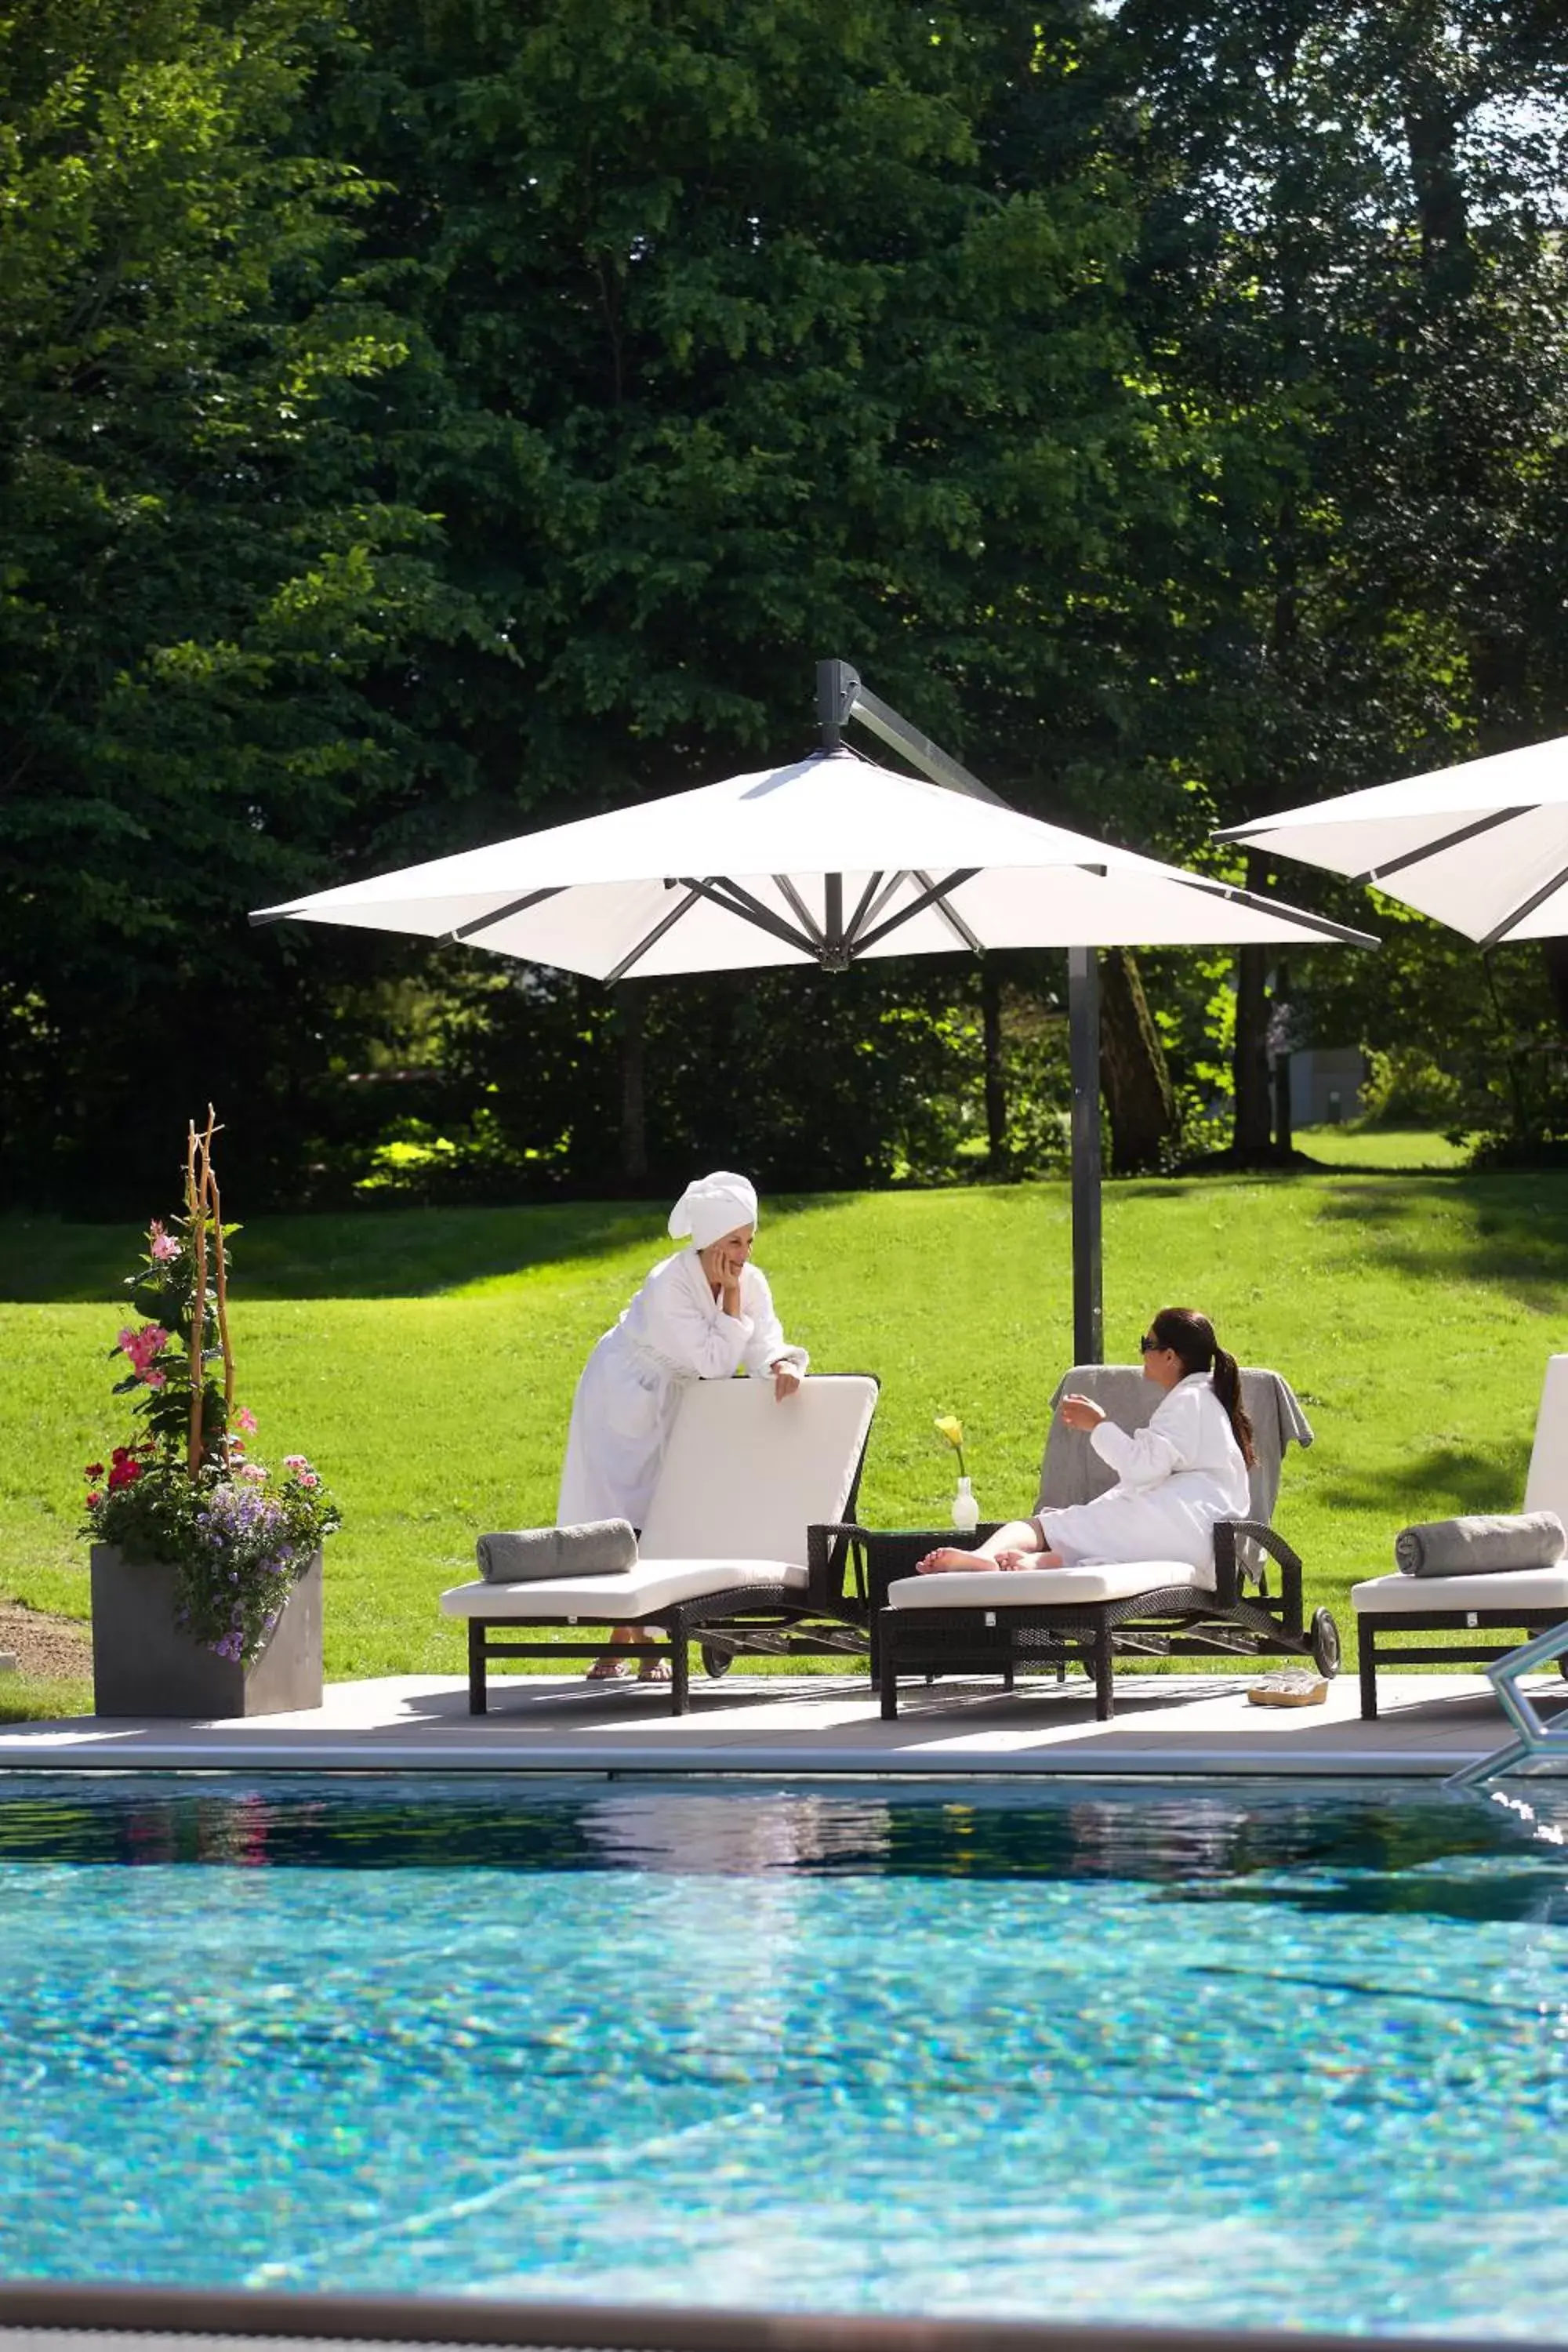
[{"left": 916, "top": 1548, "right": 996, "bottom": 1574}]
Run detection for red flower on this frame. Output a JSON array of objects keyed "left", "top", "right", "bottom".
[
  {"left": 106, "top": 1459, "right": 141, "bottom": 1490},
  {"left": 85, "top": 1491, "right": 102, "bottom": 1508},
  {"left": 84, "top": 1462, "right": 104, "bottom": 1480}
]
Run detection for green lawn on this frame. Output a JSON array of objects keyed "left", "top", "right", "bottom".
[
  {"left": 2, "top": 1168, "right": 1563, "bottom": 1683},
  {"left": 1296, "top": 1124, "right": 1468, "bottom": 1171}
]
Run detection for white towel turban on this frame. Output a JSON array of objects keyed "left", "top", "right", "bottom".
[{"left": 668, "top": 1171, "right": 760, "bottom": 1251}]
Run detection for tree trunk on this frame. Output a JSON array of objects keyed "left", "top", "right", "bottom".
[
  {"left": 1272, "top": 959, "right": 1294, "bottom": 1155},
  {"left": 1232, "top": 944, "right": 1274, "bottom": 1158},
  {"left": 617, "top": 982, "right": 647, "bottom": 1191},
  {"left": 1099, "top": 948, "right": 1177, "bottom": 1173},
  {"left": 1541, "top": 940, "right": 1568, "bottom": 1036},
  {"left": 981, "top": 960, "right": 1007, "bottom": 1173}
]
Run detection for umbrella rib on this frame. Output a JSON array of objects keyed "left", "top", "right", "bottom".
[
  {"left": 850, "top": 872, "right": 910, "bottom": 942},
  {"left": 854, "top": 869, "right": 982, "bottom": 956},
  {"left": 677, "top": 877, "right": 818, "bottom": 958},
  {"left": 844, "top": 871, "right": 886, "bottom": 945},
  {"left": 772, "top": 873, "right": 827, "bottom": 949},
  {"left": 1173, "top": 876, "right": 1380, "bottom": 949},
  {"left": 913, "top": 869, "right": 985, "bottom": 954},
  {"left": 448, "top": 887, "right": 566, "bottom": 944},
  {"left": 1354, "top": 806, "right": 1532, "bottom": 886},
  {"left": 1479, "top": 855, "right": 1568, "bottom": 949},
  {"left": 604, "top": 887, "right": 704, "bottom": 985}
]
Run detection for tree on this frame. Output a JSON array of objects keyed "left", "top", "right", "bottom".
[{"left": 0, "top": 0, "right": 476, "bottom": 1206}]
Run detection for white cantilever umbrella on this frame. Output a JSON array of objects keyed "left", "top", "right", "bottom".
[
  {"left": 1215, "top": 733, "right": 1568, "bottom": 947},
  {"left": 253, "top": 745, "right": 1376, "bottom": 975},
  {"left": 252, "top": 725, "right": 1374, "bottom": 1363}
]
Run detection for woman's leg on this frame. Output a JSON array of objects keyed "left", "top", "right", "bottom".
[{"left": 916, "top": 1520, "right": 1061, "bottom": 1574}]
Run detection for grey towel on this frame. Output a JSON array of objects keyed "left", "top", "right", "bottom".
[
  {"left": 1394, "top": 1512, "right": 1566, "bottom": 1578},
  {"left": 1037, "top": 1365, "right": 1313, "bottom": 1527},
  {"left": 477, "top": 1520, "right": 637, "bottom": 1583}
]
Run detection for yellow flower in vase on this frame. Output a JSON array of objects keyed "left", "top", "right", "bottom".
[{"left": 933, "top": 1414, "right": 967, "bottom": 1478}]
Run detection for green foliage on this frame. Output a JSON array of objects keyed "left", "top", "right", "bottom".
[{"left": 1360, "top": 1048, "right": 1467, "bottom": 1129}]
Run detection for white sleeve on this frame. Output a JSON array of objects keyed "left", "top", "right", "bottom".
[
  {"left": 1090, "top": 1387, "right": 1202, "bottom": 1490},
  {"left": 643, "top": 1259, "right": 753, "bottom": 1381},
  {"left": 739, "top": 1266, "right": 809, "bottom": 1381}
]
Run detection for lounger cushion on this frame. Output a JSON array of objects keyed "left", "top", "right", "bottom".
[
  {"left": 440, "top": 1556, "right": 806, "bottom": 1621},
  {"left": 887, "top": 1561, "right": 1211, "bottom": 1610},
  {"left": 1352, "top": 1568, "right": 1568, "bottom": 1615}
]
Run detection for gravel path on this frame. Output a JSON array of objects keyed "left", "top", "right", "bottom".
[{"left": 0, "top": 1603, "right": 92, "bottom": 1679}]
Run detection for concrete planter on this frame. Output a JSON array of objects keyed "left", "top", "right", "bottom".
[{"left": 89, "top": 1544, "right": 323, "bottom": 1719}]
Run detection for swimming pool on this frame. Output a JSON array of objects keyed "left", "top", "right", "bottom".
[{"left": 0, "top": 1773, "right": 1563, "bottom": 2333}]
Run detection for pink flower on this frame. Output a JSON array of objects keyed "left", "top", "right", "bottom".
[
  {"left": 233, "top": 1405, "right": 258, "bottom": 1435},
  {"left": 143, "top": 1368, "right": 166, "bottom": 1390},
  {"left": 283, "top": 1454, "right": 310, "bottom": 1472},
  {"left": 238, "top": 1461, "right": 267, "bottom": 1483},
  {"left": 147, "top": 1223, "right": 180, "bottom": 1263},
  {"left": 298, "top": 1471, "right": 320, "bottom": 1489},
  {"left": 118, "top": 1324, "right": 170, "bottom": 1377}
]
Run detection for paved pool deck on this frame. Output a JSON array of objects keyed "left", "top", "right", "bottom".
[{"left": 0, "top": 1664, "right": 1559, "bottom": 1776}]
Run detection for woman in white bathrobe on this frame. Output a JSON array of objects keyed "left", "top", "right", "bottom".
[
  {"left": 917, "top": 1307, "right": 1251, "bottom": 1577},
  {"left": 559, "top": 1171, "right": 808, "bottom": 1679}
]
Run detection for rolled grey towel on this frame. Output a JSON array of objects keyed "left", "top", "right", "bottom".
[
  {"left": 1394, "top": 1512, "right": 1566, "bottom": 1578},
  {"left": 476, "top": 1520, "right": 637, "bottom": 1582}
]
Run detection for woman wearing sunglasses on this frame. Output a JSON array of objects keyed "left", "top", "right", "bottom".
[{"left": 916, "top": 1306, "right": 1252, "bottom": 1576}]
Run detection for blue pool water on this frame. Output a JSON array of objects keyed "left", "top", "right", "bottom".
[{"left": 0, "top": 1773, "right": 1565, "bottom": 2332}]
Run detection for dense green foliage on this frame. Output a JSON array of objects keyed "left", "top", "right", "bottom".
[{"left": 3, "top": 1, "right": 1568, "bottom": 1205}]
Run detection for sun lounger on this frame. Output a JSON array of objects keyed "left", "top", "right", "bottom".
[
  {"left": 1352, "top": 1355, "right": 1568, "bottom": 1719},
  {"left": 440, "top": 1373, "right": 878, "bottom": 1715},
  {"left": 871, "top": 1364, "right": 1338, "bottom": 1722}
]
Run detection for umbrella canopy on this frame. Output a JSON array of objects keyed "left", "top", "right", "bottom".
[
  {"left": 254, "top": 746, "right": 1377, "bottom": 973},
  {"left": 1215, "top": 735, "right": 1568, "bottom": 948}
]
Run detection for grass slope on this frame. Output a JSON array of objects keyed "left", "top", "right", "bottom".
[{"left": 1, "top": 1166, "right": 1563, "bottom": 1680}]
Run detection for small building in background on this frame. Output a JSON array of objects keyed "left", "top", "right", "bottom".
[{"left": 1289, "top": 1046, "right": 1367, "bottom": 1127}]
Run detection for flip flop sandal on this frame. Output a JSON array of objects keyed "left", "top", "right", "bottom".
[
  {"left": 637, "top": 1657, "right": 673, "bottom": 1684},
  {"left": 585, "top": 1657, "right": 635, "bottom": 1682}
]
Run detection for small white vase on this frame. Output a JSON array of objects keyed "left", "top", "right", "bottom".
[{"left": 950, "top": 1475, "right": 979, "bottom": 1534}]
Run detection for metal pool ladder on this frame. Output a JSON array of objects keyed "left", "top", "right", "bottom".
[{"left": 1446, "top": 1617, "right": 1568, "bottom": 1794}]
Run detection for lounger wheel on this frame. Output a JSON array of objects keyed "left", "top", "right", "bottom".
[
  {"left": 1310, "top": 1607, "right": 1341, "bottom": 1679},
  {"left": 700, "top": 1644, "right": 734, "bottom": 1679}
]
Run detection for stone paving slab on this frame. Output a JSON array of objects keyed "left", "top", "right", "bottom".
[{"left": 0, "top": 1665, "right": 1562, "bottom": 1776}]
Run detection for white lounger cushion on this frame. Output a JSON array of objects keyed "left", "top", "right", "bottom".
[
  {"left": 442, "top": 1373, "right": 877, "bottom": 1625},
  {"left": 441, "top": 1557, "right": 807, "bottom": 1621},
  {"left": 1352, "top": 1567, "right": 1568, "bottom": 1615},
  {"left": 887, "top": 1561, "right": 1210, "bottom": 1610},
  {"left": 1354, "top": 1356, "right": 1568, "bottom": 1616}
]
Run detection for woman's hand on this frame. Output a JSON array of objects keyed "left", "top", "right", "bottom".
[
  {"left": 699, "top": 1239, "right": 745, "bottom": 1316},
  {"left": 771, "top": 1362, "right": 802, "bottom": 1403},
  {"left": 1058, "top": 1393, "right": 1105, "bottom": 1432}
]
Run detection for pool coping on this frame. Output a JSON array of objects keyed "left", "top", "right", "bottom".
[{"left": 0, "top": 1668, "right": 1545, "bottom": 1779}]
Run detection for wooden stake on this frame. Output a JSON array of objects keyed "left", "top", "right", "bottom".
[
  {"left": 209, "top": 1156, "right": 234, "bottom": 1427},
  {"left": 186, "top": 1120, "right": 205, "bottom": 1478}
]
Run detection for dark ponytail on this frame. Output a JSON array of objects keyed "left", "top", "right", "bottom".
[{"left": 1146, "top": 1307, "right": 1255, "bottom": 1468}]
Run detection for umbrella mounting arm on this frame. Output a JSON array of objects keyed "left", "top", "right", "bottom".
[{"left": 817, "top": 659, "right": 1009, "bottom": 809}]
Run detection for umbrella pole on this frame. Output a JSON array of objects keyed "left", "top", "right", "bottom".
[{"left": 1068, "top": 946, "right": 1104, "bottom": 1365}]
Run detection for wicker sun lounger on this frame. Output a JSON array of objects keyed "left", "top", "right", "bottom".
[
  {"left": 864, "top": 1364, "right": 1339, "bottom": 1722},
  {"left": 439, "top": 1372, "right": 879, "bottom": 1716},
  {"left": 1352, "top": 1354, "right": 1568, "bottom": 1719}
]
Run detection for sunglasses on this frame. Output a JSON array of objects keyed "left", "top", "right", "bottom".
[{"left": 1138, "top": 1334, "right": 1163, "bottom": 1354}]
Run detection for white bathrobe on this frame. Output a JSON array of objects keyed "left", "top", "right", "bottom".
[
  {"left": 557, "top": 1248, "right": 809, "bottom": 1529},
  {"left": 1037, "top": 1374, "right": 1250, "bottom": 1571}
]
